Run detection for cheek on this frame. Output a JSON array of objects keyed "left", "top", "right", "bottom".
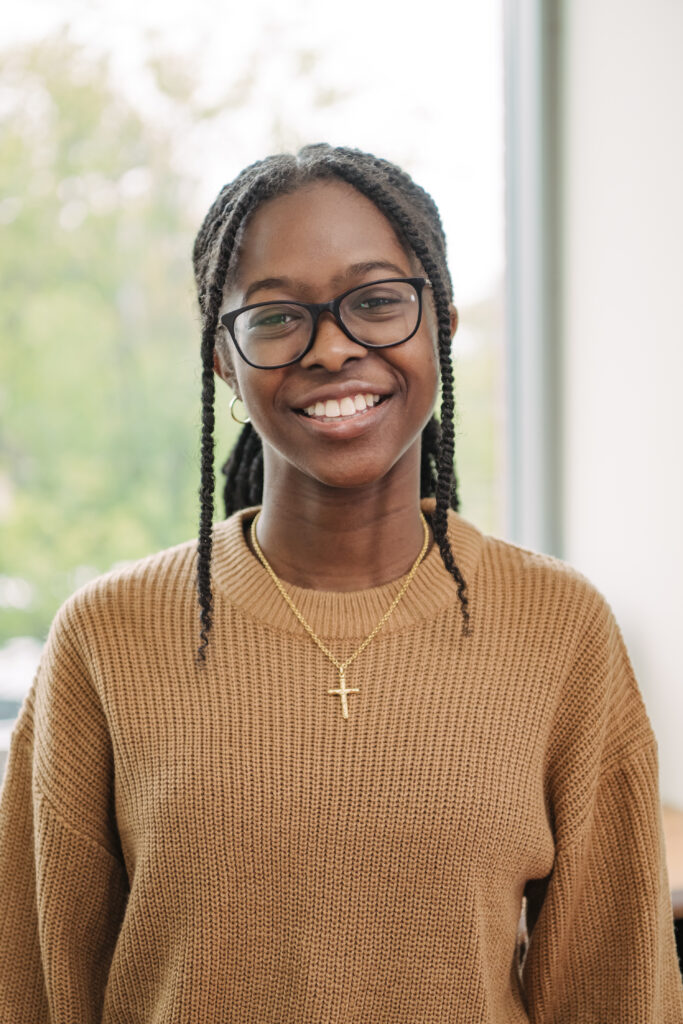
[
  {"left": 427, "top": 342, "right": 440, "bottom": 387},
  {"left": 423, "top": 366, "right": 441, "bottom": 423},
  {"left": 412, "top": 335, "right": 440, "bottom": 405},
  {"left": 224, "top": 338, "right": 277, "bottom": 407},
  {"left": 236, "top": 368, "right": 285, "bottom": 427},
  {"left": 414, "top": 354, "right": 440, "bottom": 432}
]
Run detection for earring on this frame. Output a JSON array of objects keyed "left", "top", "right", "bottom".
[{"left": 230, "top": 395, "right": 251, "bottom": 425}]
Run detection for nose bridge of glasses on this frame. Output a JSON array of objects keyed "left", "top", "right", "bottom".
[
  {"left": 309, "top": 299, "right": 359, "bottom": 345},
  {"left": 299, "top": 302, "right": 366, "bottom": 369}
]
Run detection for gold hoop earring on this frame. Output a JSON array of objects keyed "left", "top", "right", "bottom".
[{"left": 230, "top": 395, "right": 251, "bottom": 425}]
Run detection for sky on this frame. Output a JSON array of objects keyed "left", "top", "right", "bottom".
[{"left": 3, "top": 0, "right": 504, "bottom": 309}]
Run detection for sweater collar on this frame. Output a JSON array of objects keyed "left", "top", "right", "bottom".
[{"left": 211, "top": 498, "right": 483, "bottom": 640}]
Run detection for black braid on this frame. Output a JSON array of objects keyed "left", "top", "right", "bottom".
[
  {"left": 419, "top": 417, "right": 441, "bottom": 501},
  {"left": 195, "top": 177, "right": 281, "bottom": 660},
  {"left": 193, "top": 144, "right": 471, "bottom": 662},
  {"left": 221, "top": 423, "right": 263, "bottom": 515}
]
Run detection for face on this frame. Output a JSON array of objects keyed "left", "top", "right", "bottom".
[{"left": 215, "top": 179, "right": 455, "bottom": 495}]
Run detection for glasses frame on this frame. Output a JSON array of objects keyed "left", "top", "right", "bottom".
[{"left": 219, "top": 276, "right": 432, "bottom": 369}]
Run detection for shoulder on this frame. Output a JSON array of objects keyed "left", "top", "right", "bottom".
[
  {"left": 451, "top": 513, "right": 634, "bottom": 711},
  {"left": 46, "top": 534, "right": 200, "bottom": 664},
  {"left": 12, "top": 535, "right": 204, "bottom": 751},
  {"left": 447, "top": 508, "right": 611, "bottom": 634},
  {"left": 451, "top": 521, "right": 654, "bottom": 796},
  {"left": 61, "top": 533, "right": 198, "bottom": 613},
  {"left": 479, "top": 530, "right": 627, "bottom": 680},
  {"left": 480, "top": 533, "right": 651, "bottom": 765},
  {"left": 488, "top": 531, "right": 601, "bottom": 599}
]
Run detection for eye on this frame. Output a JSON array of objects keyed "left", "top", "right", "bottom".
[
  {"left": 358, "top": 295, "right": 400, "bottom": 310},
  {"left": 252, "top": 310, "right": 298, "bottom": 328},
  {"left": 347, "top": 283, "right": 413, "bottom": 319},
  {"left": 242, "top": 305, "right": 307, "bottom": 336}
]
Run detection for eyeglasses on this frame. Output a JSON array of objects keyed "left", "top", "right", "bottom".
[{"left": 220, "top": 276, "right": 431, "bottom": 369}]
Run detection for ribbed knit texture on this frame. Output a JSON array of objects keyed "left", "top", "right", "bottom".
[{"left": 1, "top": 498, "right": 682, "bottom": 1023}]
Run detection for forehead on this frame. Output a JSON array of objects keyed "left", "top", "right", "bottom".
[{"left": 230, "top": 180, "right": 412, "bottom": 295}]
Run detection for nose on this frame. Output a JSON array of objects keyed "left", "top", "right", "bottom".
[{"left": 298, "top": 311, "right": 368, "bottom": 372}]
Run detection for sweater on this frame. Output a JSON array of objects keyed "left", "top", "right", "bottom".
[{"left": 1, "top": 499, "right": 682, "bottom": 1024}]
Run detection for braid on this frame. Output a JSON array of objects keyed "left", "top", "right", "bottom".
[
  {"left": 419, "top": 416, "right": 441, "bottom": 500},
  {"left": 193, "top": 144, "right": 471, "bottom": 660},
  {"left": 197, "top": 319, "right": 215, "bottom": 661},
  {"left": 195, "top": 175, "right": 285, "bottom": 661},
  {"left": 221, "top": 423, "right": 264, "bottom": 516}
]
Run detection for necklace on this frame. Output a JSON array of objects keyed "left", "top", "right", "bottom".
[{"left": 249, "top": 511, "right": 430, "bottom": 720}]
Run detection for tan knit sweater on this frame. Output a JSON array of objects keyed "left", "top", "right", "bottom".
[{"left": 1, "top": 499, "right": 682, "bottom": 1023}]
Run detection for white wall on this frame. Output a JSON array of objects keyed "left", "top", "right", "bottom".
[{"left": 562, "top": 0, "right": 683, "bottom": 805}]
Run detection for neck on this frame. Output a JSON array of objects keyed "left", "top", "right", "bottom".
[{"left": 250, "top": 456, "right": 431, "bottom": 592}]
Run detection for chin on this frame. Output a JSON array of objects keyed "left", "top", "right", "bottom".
[
  {"left": 262, "top": 434, "right": 420, "bottom": 495},
  {"left": 300, "top": 454, "right": 401, "bottom": 492}
]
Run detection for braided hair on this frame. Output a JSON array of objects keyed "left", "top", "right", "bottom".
[{"left": 192, "top": 143, "right": 470, "bottom": 661}]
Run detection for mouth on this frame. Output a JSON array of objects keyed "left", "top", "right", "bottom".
[{"left": 295, "top": 391, "right": 389, "bottom": 423}]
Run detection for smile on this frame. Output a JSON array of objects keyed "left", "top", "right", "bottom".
[{"left": 299, "top": 392, "right": 385, "bottom": 422}]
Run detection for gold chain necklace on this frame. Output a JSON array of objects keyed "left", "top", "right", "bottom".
[{"left": 250, "top": 511, "right": 430, "bottom": 720}]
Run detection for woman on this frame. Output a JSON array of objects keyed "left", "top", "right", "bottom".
[{"left": 1, "top": 143, "right": 682, "bottom": 1022}]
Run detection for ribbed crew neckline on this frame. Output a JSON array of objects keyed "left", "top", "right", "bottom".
[{"left": 211, "top": 498, "right": 484, "bottom": 640}]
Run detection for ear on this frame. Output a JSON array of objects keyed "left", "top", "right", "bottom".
[
  {"left": 213, "top": 346, "right": 238, "bottom": 391},
  {"left": 449, "top": 305, "right": 459, "bottom": 339}
]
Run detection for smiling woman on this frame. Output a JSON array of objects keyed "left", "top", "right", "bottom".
[
  {"left": 212, "top": 180, "right": 447, "bottom": 584},
  {"left": 1, "top": 143, "right": 682, "bottom": 1023}
]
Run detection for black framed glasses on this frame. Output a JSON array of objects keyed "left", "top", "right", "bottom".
[{"left": 220, "top": 276, "right": 431, "bottom": 369}]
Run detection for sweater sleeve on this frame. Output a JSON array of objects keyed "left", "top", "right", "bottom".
[
  {"left": 0, "top": 596, "right": 129, "bottom": 1023},
  {"left": 521, "top": 595, "right": 683, "bottom": 1022}
]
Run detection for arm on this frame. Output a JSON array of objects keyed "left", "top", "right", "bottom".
[
  {"left": 521, "top": 598, "right": 683, "bottom": 1021},
  {"left": 523, "top": 742, "right": 683, "bottom": 1021},
  {"left": 0, "top": 597, "right": 129, "bottom": 1023}
]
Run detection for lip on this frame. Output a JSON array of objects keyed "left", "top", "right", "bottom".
[
  {"left": 294, "top": 393, "right": 393, "bottom": 439},
  {"left": 290, "top": 381, "right": 394, "bottom": 411}
]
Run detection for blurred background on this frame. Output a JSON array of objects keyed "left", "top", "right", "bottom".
[
  {"left": 1, "top": 0, "right": 505, "bottom": 750},
  {"left": 0, "top": 0, "right": 681, "bottom": 865}
]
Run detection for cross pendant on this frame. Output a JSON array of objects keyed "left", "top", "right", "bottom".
[{"left": 328, "top": 670, "right": 360, "bottom": 720}]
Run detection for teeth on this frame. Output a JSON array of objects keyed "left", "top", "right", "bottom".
[{"left": 303, "top": 392, "right": 385, "bottom": 419}]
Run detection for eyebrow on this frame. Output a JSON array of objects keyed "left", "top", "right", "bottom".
[{"left": 242, "top": 260, "right": 410, "bottom": 303}]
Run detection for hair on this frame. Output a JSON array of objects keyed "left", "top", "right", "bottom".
[{"left": 192, "top": 143, "right": 470, "bottom": 661}]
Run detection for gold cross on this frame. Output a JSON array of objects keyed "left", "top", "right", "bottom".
[{"left": 328, "top": 670, "right": 360, "bottom": 720}]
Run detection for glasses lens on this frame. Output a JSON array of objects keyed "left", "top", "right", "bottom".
[
  {"left": 233, "top": 303, "right": 312, "bottom": 367},
  {"left": 340, "top": 280, "right": 420, "bottom": 346}
]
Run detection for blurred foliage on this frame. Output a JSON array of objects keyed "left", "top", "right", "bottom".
[
  {"left": 0, "top": 30, "right": 502, "bottom": 647},
  {"left": 0, "top": 32, "right": 239, "bottom": 643}
]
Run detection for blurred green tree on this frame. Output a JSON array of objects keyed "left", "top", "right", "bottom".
[
  {"left": 0, "top": 30, "right": 503, "bottom": 648},
  {"left": 0, "top": 32, "right": 240, "bottom": 643}
]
